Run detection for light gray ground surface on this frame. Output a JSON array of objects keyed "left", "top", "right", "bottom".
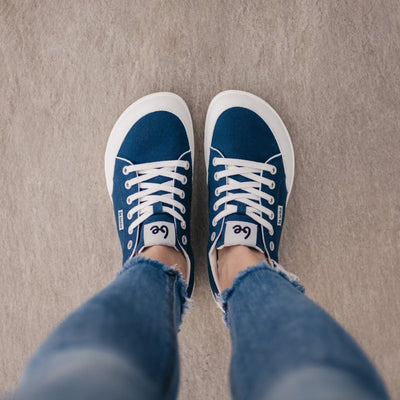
[{"left": 1, "top": 1, "right": 399, "bottom": 398}]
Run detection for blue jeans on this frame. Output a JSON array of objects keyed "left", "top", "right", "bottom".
[{"left": 14, "top": 257, "right": 388, "bottom": 400}]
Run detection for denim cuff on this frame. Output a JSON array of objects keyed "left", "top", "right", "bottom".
[
  {"left": 218, "top": 260, "right": 305, "bottom": 316},
  {"left": 118, "top": 256, "right": 191, "bottom": 316}
]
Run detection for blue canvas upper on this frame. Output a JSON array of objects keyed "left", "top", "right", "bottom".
[
  {"left": 207, "top": 107, "right": 289, "bottom": 296},
  {"left": 117, "top": 112, "right": 188, "bottom": 163},
  {"left": 110, "top": 111, "right": 194, "bottom": 296}
]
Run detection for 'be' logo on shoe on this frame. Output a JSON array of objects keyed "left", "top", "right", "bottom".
[
  {"left": 224, "top": 221, "right": 257, "bottom": 247},
  {"left": 150, "top": 225, "right": 169, "bottom": 239},
  {"left": 233, "top": 224, "right": 251, "bottom": 239},
  {"left": 143, "top": 221, "right": 176, "bottom": 248}
]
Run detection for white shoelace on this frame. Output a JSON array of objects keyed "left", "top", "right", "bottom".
[
  {"left": 212, "top": 157, "right": 277, "bottom": 235},
  {"left": 122, "top": 159, "right": 189, "bottom": 235}
]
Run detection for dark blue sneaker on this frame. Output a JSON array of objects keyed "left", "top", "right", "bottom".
[
  {"left": 205, "top": 90, "right": 295, "bottom": 300},
  {"left": 105, "top": 92, "right": 195, "bottom": 297}
]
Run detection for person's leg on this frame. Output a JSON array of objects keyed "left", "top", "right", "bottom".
[
  {"left": 16, "top": 92, "right": 195, "bottom": 400},
  {"left": 15, "top": 254, "right": 187, "bottom": 400},
  {"left": 219, "top": 247, "right": 389, "bottom": 400},
  {"left": 204, "top": 90, "right": 389, "bottom": 399}
]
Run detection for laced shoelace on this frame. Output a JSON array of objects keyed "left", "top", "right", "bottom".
[
  {"left": 212, "top": 157, "right": 277, "bottom": 235},
  {"left": 122, "top": 159, "right": 189, "bottom": 235}
]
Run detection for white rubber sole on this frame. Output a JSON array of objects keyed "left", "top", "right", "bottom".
[
  {"left": 105, "top": 92, "right": 195, "bottom": 198},
  {"left": 204, "top": 90, "right": 295, "bottom": 200}
]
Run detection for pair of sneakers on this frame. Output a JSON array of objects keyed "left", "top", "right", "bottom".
[{"left": 105, "top": 90, "right": 295, "bottom": 302}]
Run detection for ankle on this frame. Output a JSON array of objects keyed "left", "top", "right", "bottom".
[
  {"left": 217, "top": 245, "right": 266, "bottom": 291},
  {"left": 140, "top": 245, "right": 188, "bottom": 282}
]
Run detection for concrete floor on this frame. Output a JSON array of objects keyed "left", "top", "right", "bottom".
[{"left": 1, "top": 1, "right": 399, "bottom": 398}]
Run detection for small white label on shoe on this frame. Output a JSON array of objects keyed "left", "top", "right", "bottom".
[
  {"left": 277, "top": 205, "right": 283, "bottom": 226},
  {"left": 118, "top": 210, "right": 124, "bottom": 231},
  {"left": 224, "top": 221, "right": 257, "bottom": 247},
  {"left": 143, "top": 221, "right": 176, "bottom": 248}
]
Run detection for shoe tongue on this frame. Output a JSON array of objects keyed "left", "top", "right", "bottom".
[
  {"left": 137, "top": 211, "right": 177, "bottom": 253},
  {"left": 216, "top": 170, "right": 265, "bottom": 253},
  {"left": 216, "top": 213, "right": 264, "bottom": 253},
  {"left": 136, "top": 172, "right": 178, "bottom": 253}
]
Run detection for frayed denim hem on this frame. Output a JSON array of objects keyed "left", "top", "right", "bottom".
[
  {"left": 218, "top": 260, "right": 304, "bottom": 321},
  {"left": 118, "top": 256, "right": 192, "bottom": 317}
]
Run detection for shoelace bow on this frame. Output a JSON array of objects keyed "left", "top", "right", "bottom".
[
  {"left": 212, "top": 157, "right": 277, "bottom": 235},
  {"left": 123, "top": 160, "right": 189, "bottom": 235}
]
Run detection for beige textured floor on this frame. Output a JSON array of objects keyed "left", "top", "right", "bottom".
[{"left": 1, "top": 1, "right": 399, "bottom": 399}]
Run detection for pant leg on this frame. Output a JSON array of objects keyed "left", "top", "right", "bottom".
[
  {"left": 14, "top": 256, "right": 187, "bottom": 400},
  {"left": 222, "top": 261, "right": 389, "bottom": 400}
]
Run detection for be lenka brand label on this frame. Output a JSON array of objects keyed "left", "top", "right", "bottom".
[
  {"left": 224, "top": 221, "right": 257, "bottom": 247},
  {"left": 143, "top": 221, "right": 175, "bottom": 247}
]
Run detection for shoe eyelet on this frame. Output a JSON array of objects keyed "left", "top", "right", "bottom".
[
  {"left": 270, "top": 212, "right": 274, "bottom": 220},
  {"left": 181, "top": 206, "right": 186, "bottom": 214},
  {"left": 128, "top": 227, "right": 133, "bottom": 235},
  {"left": 214, "top": 172, "right": 219, "bottom": 181},
  {"left": 182, "top": 176, "right": 187, "bottom": 185},
  {"left": 211, "top": 232, "right": 216, "bottom": 241},
  {"left": 182, "top": 235, "right": 187, "bottom": 245},
  {"left": 184, "top": 161, "right": 190, "bottom": 170},
  {"left": 269, "top": 181, "right": 275, "bottom": 190},
  {"left": 213, "top": 203, "right": 218, "bottom": 211},
  {"left": 179, "top": 191, "right": 185, "bottom": 199},
  {"left": 212, "top": 219, "right": 217, "bottom": 227},
  {"left": 125, "top": 181, "right": 131, "bottom": 190},
  {"left": 123, "top": 166, "right": 129, "bottom": 175},
  {"left": 127, "top": 212, "right": 132, "bottom": 220},
  {"left": 271, "top": 166, "right": 277, "bottom": 175},
  {"left": 214, "top": 188, "right": 220, "bottom": 196},
  {"left": 268, "top": 197, "right": 275, "bottom": 205},
  {"left": 127, "top": 240, "right": 133, "bottom": 250},
  {"left": 212, "top": 157, "right": 218, "bottom": 167},
  {"left": 269, "top": 241, "right": 275, "bottom": 251},
  {"left": 269, "top": 229, "right": 274, "bottom": 236},
  {"left": 181, "top": 221, "right": 186, "bottom": 229},
  {"left": 126, "top": 197, "right": 132, "bottom": 205}
]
